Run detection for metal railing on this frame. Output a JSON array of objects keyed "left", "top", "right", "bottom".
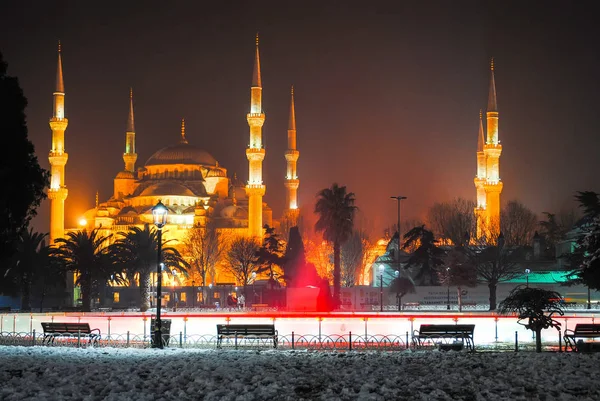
[{"left": 0, "top": 330, "right": 407, "bottom": 351}]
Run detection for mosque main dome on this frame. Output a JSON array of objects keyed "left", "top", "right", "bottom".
[{"left": 145, "top": 142, "right": 217, "bottom": 167}]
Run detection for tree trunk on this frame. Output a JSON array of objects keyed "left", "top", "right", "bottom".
[
  {"left": 21, "top": 281, "right": 31, "bottom": 311},
  {"left": 535, "top": 328, "right": 542, "bottom": 353},
  {"left": 202, "top": 269, "right": 207, "bottom": 305},
  {"left": 488, "top": 281, "right": 497, "bottom": 311},
  {"left": 457, "top": 287, "right": 463, "bottom": 312},
  {"left": 333, "top": 241, "right": 341, "bottom": 309},
  {"left": 139, "top": 271, "right": 151, "bottom": 312},
  {"left": 81, "top": 278, "right": 92, "bottom": 312}
]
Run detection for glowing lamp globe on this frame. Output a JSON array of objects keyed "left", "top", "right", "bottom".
[
  {"left": 78, "top": 218, "right": 87, "bottom": 227},
  {"left": 378, "top": 264, "right": 385, "bottom": 274},
  {"left": 152, "top": 200, "right": 168, "bottom": 228}
]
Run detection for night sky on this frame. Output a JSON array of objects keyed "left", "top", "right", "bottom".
[{"left": 1, "top": 0, "right": 598, "bottom": 237}]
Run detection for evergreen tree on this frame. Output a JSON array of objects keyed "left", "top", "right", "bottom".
[
  {"left": 0, "top": 52, "right": 49, "bottom": 262},
  {"left": 255, "top": 225, "right": 285, "bottom": 288},
  {"left": 569, "top": 191, "right": 600, "bottom": 290},
  {"left": 402, "top": 225, "right": 446, "bottom": 285},
  {"left": 499, "top": 287, "right": 564, "bottom": 352},
  {"left": 283, "top": 226, "right": 319, "bottom": 287}
]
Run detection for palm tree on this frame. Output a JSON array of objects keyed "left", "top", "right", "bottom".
[
  {"left": 5, "top": 229, "right": 50, "bottom": 310},
  {"left": 315, "top": 183, "right": 357, "bottom": 308},
  {"left": 112, "top": 224, "right": 188, "bottom": 312},
  {"left": 51, "top": 229, "right": 114, "bottom": 312}
]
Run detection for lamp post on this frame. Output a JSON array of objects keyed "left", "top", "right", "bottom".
[
  {"left": 525, "top": 269, "right": 531, "bottom": 288},
  {"left": 192, "top": 280, "right": 195, "bottom": 308},
  {"left": 208, "top": 283, "right": 213, "bottom": 307},
  {"left": 446, "top": 267, "right": 451, "bottom": 310},
  {"left": 394, "top": 270, "right": 400, "bottom": 311},
  {"left": 390, "top": 196, "right": 407, "bottom": 292},
  {"left": 251, "top": 271, "right": 257, "bottom": 305},
  {"left": 151, "top": 200, "right": 168, "bottom": 349},
  {"left": 390, "top": 196, "right": 408, "bottom": 243},
  {"left": 172, "top": 269, "right": 178, "bottom": 311},
  {"left": 378, "top": 264, "right": 385, "bottom": 312}
]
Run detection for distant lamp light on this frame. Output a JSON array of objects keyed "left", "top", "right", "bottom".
[
  {"left": 152, "top": 200, "right": 168, "bottom": 229},
  {"left": 203, "top": 200, "right": 209, "bottom": 210},
  {"left": 78, "top": 218, "right": 87, "bottom": 227},
  {"left": 394, "top": 270, "right": 400, "bottom": 278}
]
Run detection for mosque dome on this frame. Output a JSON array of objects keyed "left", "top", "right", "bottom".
[
  {"left": 220, "top": 205, "right": 248, "bottom": 219},
  {"left": 139, "top": 182, "right": 196, "bottom": 197},
  {"left": 145, "top": 142, "right": 217, "bottom": 167}
]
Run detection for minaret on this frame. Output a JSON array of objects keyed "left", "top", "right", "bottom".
[
  {"left": 482, "top": 58, "right": 503, "bottom": 240},
  {"left": 245, "top": 34, "right": 266, "bottom": 238},
  {"left": 48, "top": 41, "right": 69, "bottom": 243},
  {"left": 284, "top": 85, "right": 300, "bottom": 222},
  {"left": 114, "top": 89, "right": 138, "bottom": 199},
  {"left": 180, "top": 118, "right": 188, "bottom": 143},
  {"left": 123, "top": 88, "right": 137, "bottom": 172},
  {"left": 474, "top": 110, "right": 487, "bottom": 239}
]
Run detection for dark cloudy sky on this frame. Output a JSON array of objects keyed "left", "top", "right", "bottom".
[{"left": 1, "top": 0, "right": 598, "bottom": 237}]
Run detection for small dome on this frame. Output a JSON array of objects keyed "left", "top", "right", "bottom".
[
  {"left": 115, "top": 171, "right": 136, "bottom": 179},
  {"left": 139, "top": 182, "right": 196, "bottom": 197},
  {"left": 117, "top": 206, "right": 138, "bottom": 216},
  {"left": 221, "top": 205, "right": 248, "bottom": 219},
  {"left": 145, "top": 142, "right": 217, "bottom": 167}
]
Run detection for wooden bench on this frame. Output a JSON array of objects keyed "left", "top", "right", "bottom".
[
  {"left": 41, "top": 322, "right": 101, "bottom": 345},
  {"left": 564, "top": 324, "right": 600, "bottom": 352},
  {"left": 413, "top": 324, "right": 475, "bottom": 351},
  {"left": 216, "top": 324, "right": 278, "bottom": 349}
]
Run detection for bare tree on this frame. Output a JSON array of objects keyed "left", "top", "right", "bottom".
[
  {"left": 183, "top": 221, "right": 225, "bottom": 305},
  {"left": 427, "top": 198, "right": 476, "bottom": 246},
  {"left": 539, "top": 208, "right": 580, "bottom": 257},
  {"left": 340, "top": 231, "right": 366, "bottom": 287},
  {"left": 467, "top": 238, "right": 524, "bottom": 310},
  {"left": 440, "top": 247, "right": 477, "bottom": 311},
  {"left": 389, "top": 275, "right": 416, "bottom": 311},
  {"left": 501, "top": 200, "right": 538, "bottom": 246},
  {"left": 223, "top": 236, "right": 260, "bottom": 299}
]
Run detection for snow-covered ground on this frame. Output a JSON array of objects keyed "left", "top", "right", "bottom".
[{"left": 0, "top": 346, "right": 598, "bottom": 400}]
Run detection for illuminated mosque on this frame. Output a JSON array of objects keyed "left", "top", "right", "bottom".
[
  {"left": 47, "top": 37, "right": 301, "bottom": 253},
  {"left": 474, "top": 59, "right": 503, "bottom": 241}
]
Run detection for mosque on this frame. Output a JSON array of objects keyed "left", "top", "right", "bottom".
[{"left": 47, "top": 37, "right": 301, "bottom": 250}]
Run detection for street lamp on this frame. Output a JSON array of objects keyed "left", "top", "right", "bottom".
[
  {"left": 525, "top": 269, "right": 531, "bottom": 288},
  {"left": 446, "top": 267, "right": 451, "bottom": 310},
  {"left": 251, "top": 271, "right": 257, "bottom": 305},
  {"left": 390, "top": 196, "right": 408, "bottom": 244},
  {"left": 378, "top": 264, "right": 385, "bottom": 312},
  {"left": 172, "top": 269, "right": 178, "bottom": 311},
  {"left": 208, "top": 283, "right": 213, "bottom": 307},
  {"left": 192, "top": 280, "right": 195, "bottom": 308},
  {"left": 390, "top": 196, "right": 407, "bottom": 290},
  {"left": 394, "top": 270, "right": 401, "bottom": 311},
  {"left": 151, "top": 200, "right": 168, "bottom": 349}
]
